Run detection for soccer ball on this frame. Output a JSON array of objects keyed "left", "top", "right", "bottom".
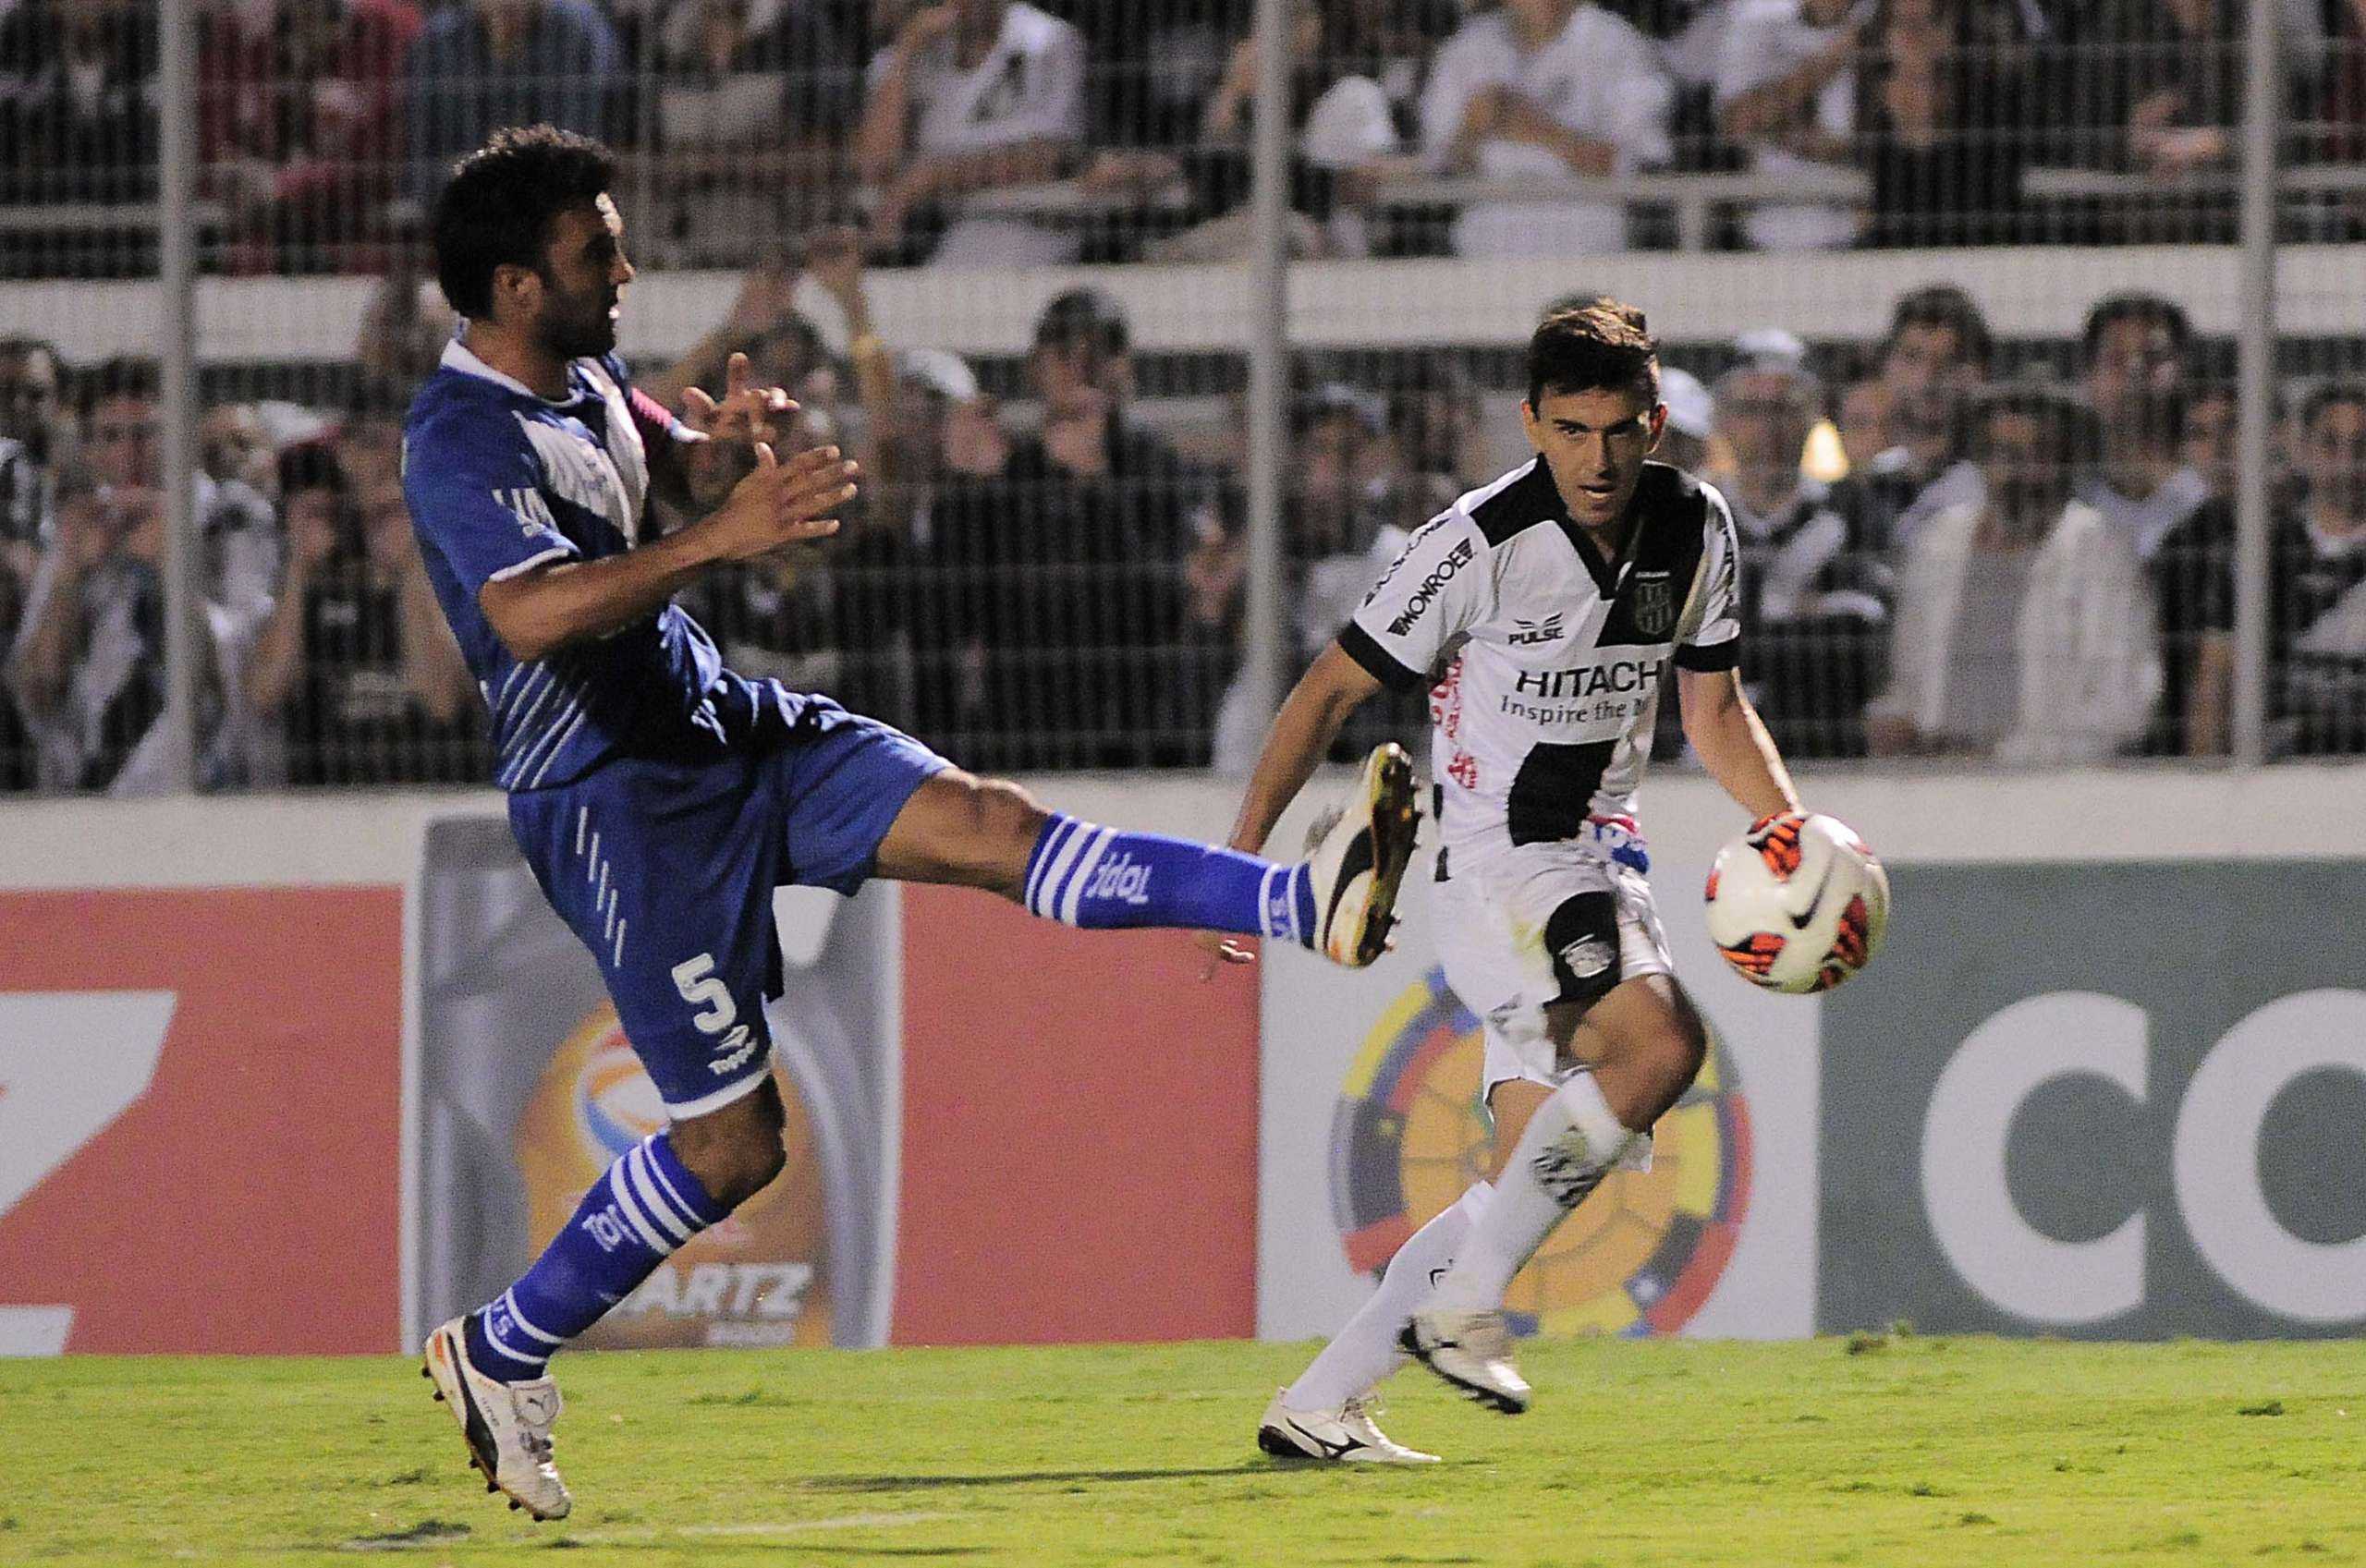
[{"left": 1703, "top": 812, "right": 1889, "bottom": 994}]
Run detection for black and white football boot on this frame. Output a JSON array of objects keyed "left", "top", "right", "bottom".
[
  {"left": 1256, "top": 1389, "right": 1440, "bottom": 1465},
  {"left": 421, "top": 1317, "right": 572, "bottom": 1521},
  {"left": 1303, "top": 742, "right": 1420, "bottom": 968},
  {"left": 1399, "top": 1307, "right": 1532, "bottom": 1415}
]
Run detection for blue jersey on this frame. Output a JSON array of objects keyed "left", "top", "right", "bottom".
[{"left": 404, "top": 336, "right": 815, "bottom": 790}]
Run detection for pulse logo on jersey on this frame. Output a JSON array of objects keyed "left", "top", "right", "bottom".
[
  {"left": 1332, "top": 966, "right": 1751, "bottom": 1338},
  {"left": 1509, "top": 613, "right": 1567, "bottom": 647},
  {"left": 1387, "top": 540, "right": 1476, "bottom": 636}
]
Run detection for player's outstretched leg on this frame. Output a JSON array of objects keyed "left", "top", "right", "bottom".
[
  {"left": 877, "top": 743, "right": 1420, "bottom": 967},
  {"left": 1403, "top": 978, "right": 1706, "bottom": 1414},
  {"left": 1256, "top": 1180, "right": 1490, "bottom": 1463},
  {"left": 421, "top": 1084, "right": 766, "bottom": 1519}
]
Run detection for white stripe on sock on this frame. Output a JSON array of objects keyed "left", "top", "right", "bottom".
[
  {"left": 605, "top": 1163, "right": 671, "bottom": 1254},
  {"left": 1290, "top": 865, "right": 1309, "bottom": 946},
  {"left": 1023, "top": 818, "right": 1078, "bottom": 911},
  {"left": 1058, "top": 827, "right": 1118, "bottom": 926},
  {"left": 501, "top": 1289, "right": 565, "bottom": 1346},
  {"left": 626, "top": 1145, "right": 694, "bottom": 1243},
  {"left": 640, "top": 1140, "right": 708, "bottom": 1231},
  {"left": 1030, "top": 820, "right": 1095, "bottom": 921},
  {"left": 1257, "top": 865, "right": 1280, "bottom": 940}
]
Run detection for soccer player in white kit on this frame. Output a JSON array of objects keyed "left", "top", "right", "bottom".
[{"left": 1218, "top": 301, "right": 1805, "bottom": 1462}]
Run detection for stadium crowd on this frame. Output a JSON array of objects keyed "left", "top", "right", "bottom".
[
  {"left": 0, "top": 0, "right": 2361, "bottom": 790},
  {"left": 2, "top": 251, "right": 2364, "bottom": 792},
  {"left": 0, "top": 0, "right": 2363, "bottom": 273}
]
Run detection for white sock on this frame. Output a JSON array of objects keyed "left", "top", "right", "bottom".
[
  {"left": 1428, "top": 1073, "right": 1637, "bottom": 1313},
  {"left": 1285, "top": 1181, "right": 1493, "bottom": 1410}
]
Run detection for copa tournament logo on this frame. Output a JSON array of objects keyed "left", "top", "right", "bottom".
[{"left": 1331, "top": 966, "right": 1751, "bottom": 1337}]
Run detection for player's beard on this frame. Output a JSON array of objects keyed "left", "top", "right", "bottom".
[{"left": 538, "top": 285, "right": 619, "bottom": 361}]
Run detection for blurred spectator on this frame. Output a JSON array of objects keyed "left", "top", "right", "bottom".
[
  {"left": 199, "top": 0, "right": 421, "bottom": 274},
  {"left": 2181, "top": 379, "right": 2238, "bottom": 504},
  {"left": 1419, "top": 0, "right": 1674, "bottom": 256},
  {"left": 244, "top": 444, "right": 481, "bottom": 784},
  {"left": 1656, "top": 365, "right": 1716, "bottom": 473},
  {"left": 857, "top": 1, "right": 1088, "bottom": 266},
  {"left": 1127, "top": 1, "right": 1416, "bottom": 262},
  {"left": 6, "top": 359, "right": 279, "bottom": 793},
  {"left": 1715, "top": 0, "right": 1864, "bottom": 252},
  {"left": 1069, "top": 0, "right": 1253, "bottom": 158},
  {"left": 1387, "top": 354, "right": 1497, "bottom": 493},
  {"left": 1851, "top": 283, "right": 1991, "bottom": 548},
  {"left": 0, "top": 338, "right": 59, "bottom": 789},
  {"left": 0, "top": 338, "right": 64, "bottom": 577},
  {"left": 0, "top": 0, "right": 157, "bottom": 203},
  {"left": 2078, "top": 292, "right": 2207, "bottom": 563},
  {"left": 1833, "top": 359, "right": 1894, "bottom": 474},
  {"left": 1858, "top": 0, "right": 2036, "bottom": 246},
  {"left": 1715, "top": 337, "right": 1895, "bottom": 757},
  {"left": 930, "top": 287, "right": 1220, "bottom": 767},
  {"left": 405, "top": 0, "right": 620, "bottom": 201},
  {"left": 1869, "top": 384, "right": 2158, "bottom": 765},
  {"left": 630, "top": 0, "right": 858, "bottom": 265},
  {"left": 2182, "top": 383, "right": 2366, "bottom": 758},
  {"left": 355, "top": 251, "right": 460, "bottom": 410}
]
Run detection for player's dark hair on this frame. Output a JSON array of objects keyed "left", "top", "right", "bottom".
[
  {"left": 1526, "top": 300, "right": 1658, "bottom": 411},
  {"left": 2299, "top": 381, "right": 2366, "bottom": 433},
  {"left": 432, "top": 125, "right": 618, "bottom": 321},
  {"left": 1034, "top": 287, "right": 1130, "bottom": 358},
  {"left": 2080, "top": 292, "right": 2192, "bottom": 370},
  {"left": 1882, "top": 285, "right": 1993, "bottom": 374},
  {"left": 81, "top": 356, "right": 158, "bottom": 415}
]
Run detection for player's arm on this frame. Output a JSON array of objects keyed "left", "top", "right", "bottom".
[
  {"left": 478, "top": 444, "right": 857, "bottom": 662},
  {"left": 1225, "top": 643, "right": 1386, "bottom": 855},
  {"left": 1678, "top": 665, "right": 1800, "bottom": 820}
]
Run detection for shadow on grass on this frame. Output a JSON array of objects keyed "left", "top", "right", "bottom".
[{"left": 804, "top": 1465, "right": 1265, "bottom": 1493}]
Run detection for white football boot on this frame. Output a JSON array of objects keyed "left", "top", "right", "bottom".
[
  {"left": 421, "top": 1317, "right": 573, "bottom": 1521},
  {"left": 1303, "top": 742, "right": 1420, "bottom": 967},
  {"left": 1399, "top": 1307, "right": 1532, "bottom": 1415},
  {"left": 1257, "top": 1389, "right": 1440, "bottom": 1464}
]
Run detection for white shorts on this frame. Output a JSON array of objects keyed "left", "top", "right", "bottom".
[{"left": 1432, "top": 838, "right": 1676, "bottom": 1099}]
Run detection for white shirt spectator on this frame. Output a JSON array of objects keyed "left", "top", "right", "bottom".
[
  {"left": 2079, "top": 464, "right": 2211, "bottom": 563},
  {"left": 870, "top": 2, "right": 1086, "bottom": 267},
  {"left": 1420, "top": 5, "right": 1673, "bottom": 257},
  {"left": 1715, "top": 0, "right": 1860, "bottom": 252},
  {"left": 1872, "top": 495, "right": 2162, "bottom": 765}
]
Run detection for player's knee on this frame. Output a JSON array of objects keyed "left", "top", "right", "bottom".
[
  {"left": 669, "top": 1081, "right": 788, "bottom": 1210},
  {"left": 968, "top": 775, "right": 1047, "bottom": 846}
]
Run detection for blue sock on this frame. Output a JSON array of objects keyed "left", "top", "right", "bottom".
[
  {"left": 466, "top": 1130, "right": 729, "bottom": 1382},
  {"left": 1021, "top": 813, "right": 1317, "bottom": 943}
]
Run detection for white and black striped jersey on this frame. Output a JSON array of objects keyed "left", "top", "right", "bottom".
[{"left": 1338, "top": 458, "right": 1743, "bottom": 859}]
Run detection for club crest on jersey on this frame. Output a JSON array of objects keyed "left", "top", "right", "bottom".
[
  {"left": 1629, "top": 572, "right": 1677, "bottom": 638},
  {"left": 1509, "top": 612, "right": 1567, "bottom": 647}
]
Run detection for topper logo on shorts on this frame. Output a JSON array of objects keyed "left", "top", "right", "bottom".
[
  {"left": 1085, "top": 852, "right": 1153, "bottom": 906},
  {"left": 1334, "top": 966, "right": 1752, "bottom": 1337},
  {"left": 1387, "top": 540, "right": 1475, "bottom": 636}
]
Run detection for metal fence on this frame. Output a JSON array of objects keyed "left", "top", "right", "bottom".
[{"left": 0, "top": 0, "right": 2360, "bottom": 793}]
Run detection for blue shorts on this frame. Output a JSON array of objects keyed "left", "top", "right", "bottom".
[{"left": 508, "top": 710, "right": 949, "bottom": 1117}]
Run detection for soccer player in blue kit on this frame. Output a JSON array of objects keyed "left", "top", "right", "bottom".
[{"left": 409, "top": 127, "right": 1419, "bottom": 1520}]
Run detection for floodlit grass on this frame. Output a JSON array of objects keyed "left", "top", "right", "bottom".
[{"left": 3, "top": 1335, "right": 2362, "bottom": 1565}]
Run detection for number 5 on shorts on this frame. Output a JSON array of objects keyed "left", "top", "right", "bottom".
[{"left": 671, "top": 954, "right": 738, "bottom": 1035}]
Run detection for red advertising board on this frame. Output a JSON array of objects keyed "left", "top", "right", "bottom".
[
  {"left": 0, "top": 888, "right": 402, "bottom": 1353},
  {"left": 894, "top": 888, "right": 1261, "bottom": 1343}
]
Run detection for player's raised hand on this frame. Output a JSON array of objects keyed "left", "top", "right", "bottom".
[
  {"left": 682, "top": 351, "right": 792, "bottom": 449},
  {"left": 700, "top": 441, "right": 859, "bottom": 563}
]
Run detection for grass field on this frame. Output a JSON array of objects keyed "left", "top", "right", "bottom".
[{"left": 3, "top": 1334, "right": 2361, "bottom": 1566}]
